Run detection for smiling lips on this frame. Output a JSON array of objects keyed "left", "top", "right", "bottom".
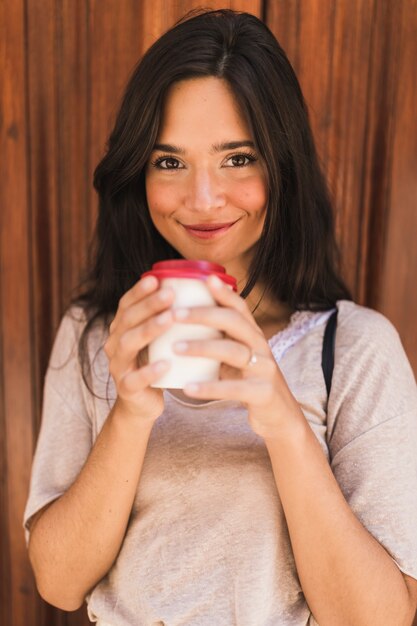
[{"left": 182, "top": 221, "right": 238, "bottom": 239}]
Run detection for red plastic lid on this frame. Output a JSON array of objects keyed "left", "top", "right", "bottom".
[{"left": 142, "top": 260, "right": 237, "bottom": 291}]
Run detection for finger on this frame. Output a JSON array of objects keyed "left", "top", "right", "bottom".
[
  {"left": 173, "top": 306, "right": 265, "bottom": 349},
  {"left": 116, "top": 275, "right": 159, "bottom": 317},
  {"left": 112, "top": 288, "right": 174, "bottom": 331},
  {"left": 106, "top": 288, "right": 175, "bottom": 357},
  {"left": 110, "top": 275, "right": 158, "bottom": 336},
  {"left": 119, "top": 360, "right": 171, "bottom": 395},
  {"left": 116, "top": 287, "right": 175, "bottom": 333},
  {"left": 206, "top": 275, "right": 262, "bottom": 331},
  {"left": 173, "top": 338, "right": 253, "bottom": 370},
  {"left": 183, "top": 377, "right": 274, "bottom": 405},
  {"left": 109, "top": 309, "right": 174, "bottom": 378}
]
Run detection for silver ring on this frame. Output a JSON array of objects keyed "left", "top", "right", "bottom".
[{"left": 245, "top": 350, "right": 258, "bottom": 368}]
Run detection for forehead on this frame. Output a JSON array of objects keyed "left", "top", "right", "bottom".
[{"left": 157, "top": 76, "right": 252, "bottom": 140}]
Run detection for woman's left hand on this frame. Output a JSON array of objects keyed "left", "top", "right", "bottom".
[{"left": 172, "top": 274, "right": 306, "bottom": 439}]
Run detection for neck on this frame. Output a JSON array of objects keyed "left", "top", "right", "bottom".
[
  {"left": 224, "top": 259, "right": 294, "bottom": 330},
  {"left": 249, "top": 288, "right": 293, "bottom": 328},
  {"left": 236, "top": 276, "right": 293, "bottom": 329}
]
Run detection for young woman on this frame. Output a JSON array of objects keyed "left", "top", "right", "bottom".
[{"left": 24, "top": 9, "right": 417, "bottom": 626}]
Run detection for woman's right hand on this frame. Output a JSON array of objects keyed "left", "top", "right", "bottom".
[{"left": 104, "top": 275, "right": 175, "bottom": 423}]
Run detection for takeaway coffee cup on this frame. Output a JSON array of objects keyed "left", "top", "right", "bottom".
[{"left": 142, "top": 260, "right": 237, "bottom": 389}]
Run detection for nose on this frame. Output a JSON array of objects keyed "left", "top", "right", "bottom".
[{"left": 184, "top": 167, "right": 226, "bottom": 212}]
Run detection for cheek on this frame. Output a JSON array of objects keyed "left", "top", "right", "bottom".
[
  {"left": 229, "top": 176, "right": 268, "bottom": 214},
  {"left": 146, "top": 179, "right": 176, "bottom": 218}
]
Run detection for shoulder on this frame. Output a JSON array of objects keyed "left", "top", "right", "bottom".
[
  {"left": 330, "top": 300, "right": 417, "bottom": 428},
  {"left": 48, "top": 305, "right": 107, "bottom": 370},
  {"left": 333, "top": 299, "right": 410, "bottom": 369},
  {"left": 335, "top": 299, "right": 400, "bottom": 344},
  {"left": 334, "top": 299, "right": 413, "bottom": 374}
]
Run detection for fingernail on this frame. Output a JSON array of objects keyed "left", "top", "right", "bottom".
[
  {"left": 208, "top": 275, "right": 223, "bottom": 289},
  {"left": 156, "top": 310, "right": 172, "bottom": 325},
  {"left": 174, "top": 308, "right": 190, "bottom": 320},
  {"left": 152, "top": 360, "right": 170, "bottom": 373},
  {"left": 174, "top": 341, "right": 188, "bottom": 353},
  {"left": 158, "top": 288, "right": 173, "bottom": 301},
  {"left": 142, "top": 276, "right": 157, "bottom": 290}
]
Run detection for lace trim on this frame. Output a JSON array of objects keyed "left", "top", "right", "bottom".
[{"left": 268, "top": 308, "right": 336, "bottom": 362}]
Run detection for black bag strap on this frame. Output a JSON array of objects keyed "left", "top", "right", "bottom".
[{"left": 321, "top": 309, "right": 338, "bottom": 397}]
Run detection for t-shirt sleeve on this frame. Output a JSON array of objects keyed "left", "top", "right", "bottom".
[
  {"left": 23, "top": 309, "right": 93, "bottom": 544},
  {"left": 327, "top": 305, "right": 417, "bottom": 579}
]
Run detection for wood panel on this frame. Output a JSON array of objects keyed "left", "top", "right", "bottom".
[
  {"left": 265, "top": 0, "right": 376, "bottom": 297},
  {"left": 357, "top": 0, "right": 402, "bottom": 311},
  {"left": 1, "top": 1, "right": 39, "bottom": 625},
  {"left": 139, "top": 0, "right": 262, "bottom": 51},
  {"left": 1, "top": 1, "right": 416, "bottom": 625},
  {"left": 377, "top": 0, "right": 417, "bottom": 372},
  {"left": 27, "top": 0, "right": 63, "bottom": 421}
]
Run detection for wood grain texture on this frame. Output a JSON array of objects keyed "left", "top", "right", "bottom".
[
  {"left": 87, "top": 0, "right": 144, "bottom": 224},
  {"left": 58, "top": 0, "right": 91, "bottom": 311},
  {"left": 265, "top": 0, "right": 376, "bottom": 297},
  {"left": 377, "top": 0, "right": 417, "bottom": 372},
  {"left": 0, "top": 0, "right": 39, "bottom": 624},
  {"left": 24, "top": 4, "right": 93, "bottom": 623},
  {"left": 1, "top": 1, "right": 416, "bottom": 625},
  {"left": 139, "top": 0, "right": 262, "bottom": 51},
  {"left": 26, "top": 0, "right": 62, "bottom": 418},
  {"left": 0, "top": 9, "right": 11, "bottom": 621}
]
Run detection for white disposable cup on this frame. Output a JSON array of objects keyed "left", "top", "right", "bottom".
[{"left": 149, "top": 277, "right": 225, "bottom": 389}]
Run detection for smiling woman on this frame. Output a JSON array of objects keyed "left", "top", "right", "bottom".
[
  {"left": 145, "top": 77, "right": 268, "bottom": 286},
  {"left": 23, "top": 8, "right": 417, "bottom": 626}
]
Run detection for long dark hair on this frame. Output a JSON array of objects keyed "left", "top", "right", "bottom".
[{"left": 73, "top": 8, "right": 352, "bottom": 377}]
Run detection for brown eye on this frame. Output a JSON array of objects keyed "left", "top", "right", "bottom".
[
  {"left": 152, "top": 156, "right": 183, "bottom": 169},
  {"left": 225, "top": 153, "right": 257, "bottom": 168},
  {"left": 162, "top": 158, "right": 180, "bottom": 169}
]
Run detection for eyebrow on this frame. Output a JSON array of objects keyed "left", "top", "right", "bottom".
[{"left": 152, "top": 140, "right": 255, "bottom": 154}]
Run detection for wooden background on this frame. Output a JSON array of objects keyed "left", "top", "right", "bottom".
[{"left": 1, "top": 0, "right": 416, "bottom": 624}]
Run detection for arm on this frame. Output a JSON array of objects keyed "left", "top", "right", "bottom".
[
  {"left": 27, "top": 275, "right": 175, "bottom": 610},
  {"left": 29, "top": 403, "right": 154, "bottom": 611},
  {"left": 172, "top": 276, "right": 417, "bottom": 626},
  {"left": 264, "top": 419, "right": 417, "bottom": 626}
]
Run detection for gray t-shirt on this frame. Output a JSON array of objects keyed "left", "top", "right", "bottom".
[{"left": 24, "top": 300, "right": 417, "bottom": 625}]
